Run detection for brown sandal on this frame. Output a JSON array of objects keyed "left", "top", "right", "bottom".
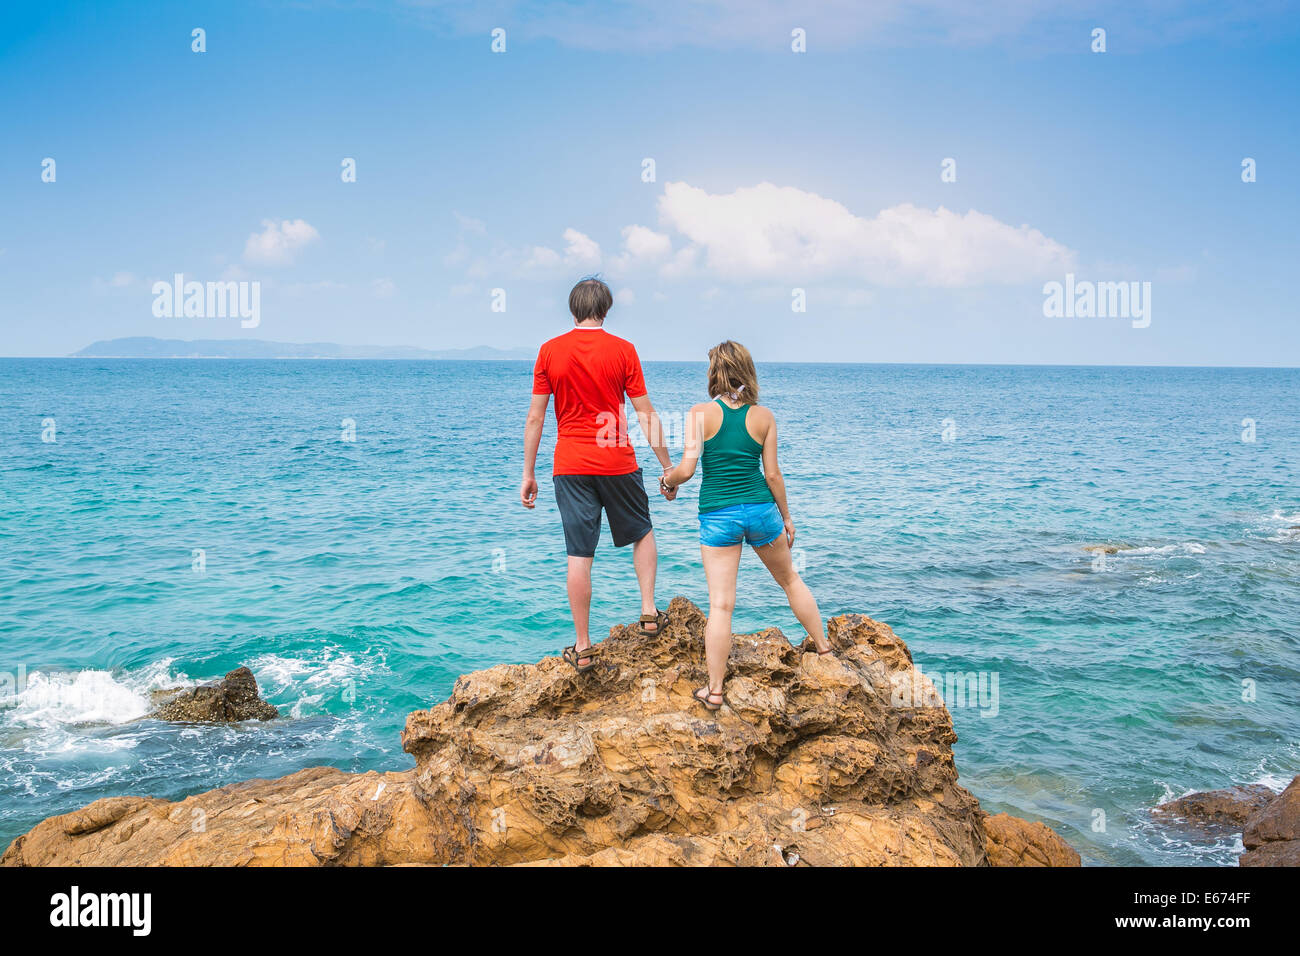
[
  {"left": 562, "top": 643, "right": 600, "bottom": 673},
  {"left": 638, "top": 610, "right": 668, "bottom": 636},
  {"left": 693, "top": 687, "right": 724, "bottom": 712}
]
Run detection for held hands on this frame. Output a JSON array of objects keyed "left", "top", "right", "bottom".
[
  {"left": 659, "top": 471, "right": 678, "bottom": 502},
  {"left": 520, "top": 475, "right": 538, "bottom": 509}
]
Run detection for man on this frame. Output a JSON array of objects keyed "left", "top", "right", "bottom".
[{"left": 521, "top": 277, "right": 674, "bottom": 672}]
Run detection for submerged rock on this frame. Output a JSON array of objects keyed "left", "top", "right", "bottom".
[
  {"left": 1152, "top": 784, "right": 1277, "bottom": 830},
  {"left": 2, "top": 598, "right": 1077, "bottom": 867},
  {"left": 148, "top": 666, "right": 278, "bottom": 723}
]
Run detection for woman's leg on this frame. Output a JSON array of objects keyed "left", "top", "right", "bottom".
[
  {"left": 700, "top": 543, "right": 743, "bottom": 695},
  {"left": 754, "top": 533, "right": 829, "bottom": 653}
]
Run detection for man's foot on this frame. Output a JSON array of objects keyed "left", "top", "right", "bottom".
[
  {"left": 638, "top": 609, "right": 668, "bottom": 636},
  {"left": 693, "top": 686, "right": 724, "bottom": 712},
  {"left": 562, "top": 643, "right": 600, "bottom": 673}
]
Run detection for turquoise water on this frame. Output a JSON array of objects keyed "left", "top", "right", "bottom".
[{"left": 1, "top": 358, "right": 1297, "bottom": 865}]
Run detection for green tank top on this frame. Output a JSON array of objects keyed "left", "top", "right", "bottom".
[{"left": 698, "top": 399, "right": 776, "bottom": 513}]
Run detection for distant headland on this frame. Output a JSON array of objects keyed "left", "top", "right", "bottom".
[{"left": 69, "top": 337, "right": 533, "bottom": 360}]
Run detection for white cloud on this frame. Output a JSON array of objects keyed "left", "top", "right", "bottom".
[
  {"left": 660, "top": 245, "right": 699, "bottom": 279},
  {"left": 525, "top": 228, "right": 602, "bottom": 271},
  {"left": 524, "top": 245, "right": 562, "bottom": 269},
  {"left": 445, "top": 181, "right": 1070, "bottom": 291},
  {"left": 655, "top": 181, "right": 1074, "bottom": 286},
  {"left": 561, "top": 227, "right": 601, "bottom": 267},
  {"left": 621, "top": 224, "right": 672, "bottom": 260},
  {"left": 243, "top": 219, "right": 320, "bottom": 266},
  {"left": 453, "top": 211, "right": 487, "bottom": 234},
  {"left": 609, "top": 224, "right": 673, "bottom": 273}
]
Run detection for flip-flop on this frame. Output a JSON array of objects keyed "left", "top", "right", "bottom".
[
  {"left": 693, "top": 686, "right": 724, "bottom": 712},
  {"left": 638, "top": 610, "right": 669, "bottom": 636},
  {"left": 798, "top": 637, "right": 834, "bottom": 657},
  {"left": 562, "top": 644, "right": 600, "bottom": 673}
]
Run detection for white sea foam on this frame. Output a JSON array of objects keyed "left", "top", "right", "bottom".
[
  {"left": 2, "top": 669, "right": 154, "bottom": 729},
  {"left": 1115, "top": 542, "right": 1207, "bottom": 556},
  {"left": 245, "top": 647, "right": 386, "bottom": 716}
]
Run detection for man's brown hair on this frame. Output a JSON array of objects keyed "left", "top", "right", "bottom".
[{"left": 569, "top": 276, "right": 613, "bottom": 322}]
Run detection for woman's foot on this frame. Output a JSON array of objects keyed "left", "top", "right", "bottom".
[
  {"left": 799, "top": 636, "right": 833, "bottom": 657},
  {"left": 693, "top": 686, "right": 724, "bottom": 711}
]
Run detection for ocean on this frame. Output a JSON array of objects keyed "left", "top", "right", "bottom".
[{"left": 1, "top": 358, "right": 1297, "bottom": 865}]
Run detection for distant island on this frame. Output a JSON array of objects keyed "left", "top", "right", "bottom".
[{"left": 70, "top": 337, "right": 534, "bottom": 360}]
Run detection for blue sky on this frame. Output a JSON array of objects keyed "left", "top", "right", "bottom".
[{"left": 2, "top": 0, "right": 1298, "bottom": 364}]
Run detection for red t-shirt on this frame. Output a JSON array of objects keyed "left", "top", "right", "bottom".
[{"left": 532, "top": 327, "right": 647, "bottom": 476}]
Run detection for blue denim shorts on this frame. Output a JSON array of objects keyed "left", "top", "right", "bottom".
[{"left": 698, "top": 502, "right": 784, "bottom": 548}]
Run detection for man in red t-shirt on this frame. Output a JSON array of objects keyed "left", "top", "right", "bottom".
[{"left": 521, "top": 277, "right": 674, "bottom": 672}]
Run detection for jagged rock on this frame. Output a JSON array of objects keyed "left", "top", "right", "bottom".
[
  {"left": 1153, "top": 784, "right": 1277, "bottom": 830},
  {"left": 395, "top": 598, "right": 996, "bottom": 866},
  {"left": 1240, "top": 776, "right": 1300, "bottom": 867},
  {"left": 982, "top": 812, "right": 1082, "bottom": 867},
  {"left": 148, "top": 666, "right": 278, "bottom": 722},
  {"left": 2, "top": 598, "right": 1078, "bottom": 867},
  {"left": 0, "top": 768, "right": 437, "bottom": 866}
]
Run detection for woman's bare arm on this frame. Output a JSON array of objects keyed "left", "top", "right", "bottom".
[
  {"left": 760, "top": 410, "right": 795, "bottom": 545},
  {"left": 661, "top": 403, "right": 708, "bottom": 491}
]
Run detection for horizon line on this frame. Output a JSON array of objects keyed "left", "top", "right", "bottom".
[{"left": 5, "top": 355, "right": 1299, "bottom": 371}]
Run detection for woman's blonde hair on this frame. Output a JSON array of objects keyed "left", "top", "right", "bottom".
[{"left": 707, "top": 340, "right": 759, "bottom": 405}]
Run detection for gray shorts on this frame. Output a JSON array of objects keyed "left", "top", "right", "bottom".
[{"left": 553, "top": 469, "right": 653, "bottom": 558}]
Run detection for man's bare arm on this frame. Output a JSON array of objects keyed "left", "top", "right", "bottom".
[
  {"left": 629, "top": 393, "right": 672, "bottom": 473},
  {"left": 521, "top": 393, "right": 550, "bottom": 508}
]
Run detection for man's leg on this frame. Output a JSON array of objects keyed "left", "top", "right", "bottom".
[
  {"left": 567, "top": 555, "right": 594, "bottom": 661},
  {"left": 603, "top": 470, "right": 661, "bottom": 631},
  {"left": 554, "top": 476, "right": 602, "bottom": 661},
  {"left": 632, "top": 530, "right": 657, "bottom": 621}
]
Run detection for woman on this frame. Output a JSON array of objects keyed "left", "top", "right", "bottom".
[{"left": 659, "top": 340, "right": 832, "bottom": 712}]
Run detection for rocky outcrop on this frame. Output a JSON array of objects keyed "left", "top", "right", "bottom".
[
  {"left": 1148, "top": 776, "right": 1300, "bottom": 866},
  {"left": 982, "top": 812, "right": 1082, "bottom": 867},
  {"left": 2, "top": 598, "right": 1078, "bottom": 867},
  {"left": 0, "top": 767, "right": 438, "bottom": 866},
  {"left": 1240, "top": 776, "right": 1300, "bottom": 867},
  {"left": 1152, "top": 784, "right": 1277, "bottom": 830},
  {"left": 148, "top": 666, "right": 278, "bottom": 722}
]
